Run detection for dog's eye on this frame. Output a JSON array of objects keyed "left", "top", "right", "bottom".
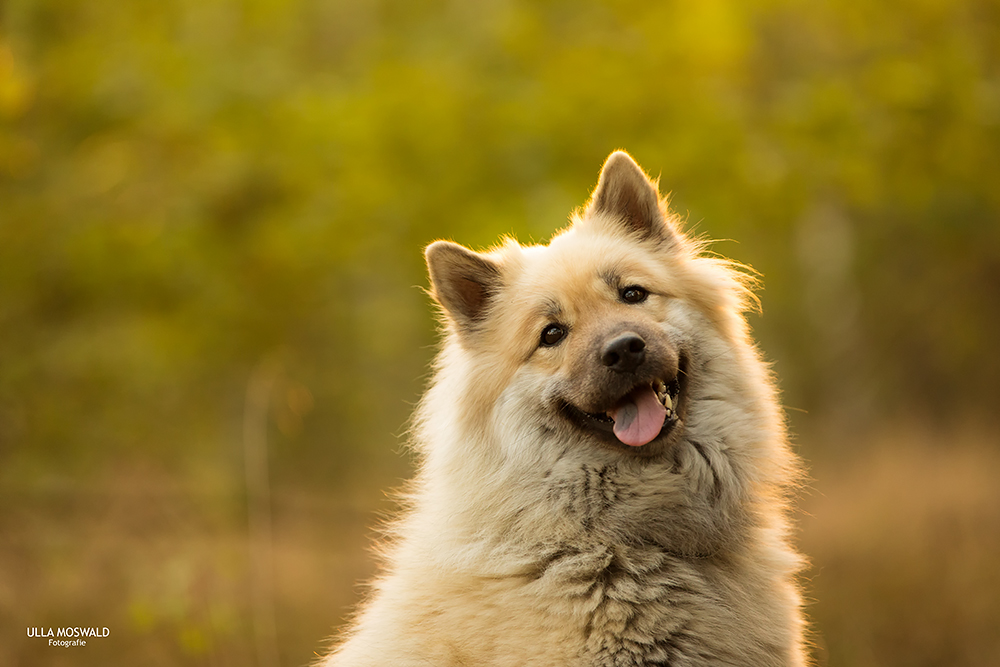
[
  {"left": 621, "top": 285, "right": 648, "bottom": 304},
  {"left": 540, "top": 324, "right": 567, "bottom": 347}
]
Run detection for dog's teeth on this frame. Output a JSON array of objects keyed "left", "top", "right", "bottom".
[
  {"left": 663, "top": 393, "right": 672, "bottom": 411},
  {"left": 655, "top": 381, "right": 667, "bottom": 404}
]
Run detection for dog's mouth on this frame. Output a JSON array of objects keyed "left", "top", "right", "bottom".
[{"left": 559, "top": 363, "right": 687, "bottom": 451}]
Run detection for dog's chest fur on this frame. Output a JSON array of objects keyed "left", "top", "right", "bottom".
[
  {"left": 503, "top": 460, "right": 781, "bottom": 667},
  {"left": 527, "top": 542, "right": 719, "bottom": 666}
]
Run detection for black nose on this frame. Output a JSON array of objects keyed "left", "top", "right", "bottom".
[{"left": 601, "top": 332, "right": 646, "bottom": 373}]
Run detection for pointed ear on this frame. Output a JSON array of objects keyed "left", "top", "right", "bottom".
[
  {"left": 585, "top": 151, "right": 675, "bottom": 244},
  {"left": 425, "top": 240, "right": 502, "bottom": 332}
]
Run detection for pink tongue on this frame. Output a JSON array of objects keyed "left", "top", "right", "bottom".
[{"left": 609, "top": 386, "right": 668, "bottom": 447}]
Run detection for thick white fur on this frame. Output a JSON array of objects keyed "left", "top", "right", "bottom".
[{"left": 320, "top": 152, "right": 807, "bottom": 666}]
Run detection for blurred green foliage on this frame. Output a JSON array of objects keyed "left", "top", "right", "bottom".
[{"left": 1, "top": 0, "right": 999, "bottom": 665}]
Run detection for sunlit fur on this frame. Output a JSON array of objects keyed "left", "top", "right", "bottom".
[{"left": 321, "top": 152, "right": 807, "bottom": 666}]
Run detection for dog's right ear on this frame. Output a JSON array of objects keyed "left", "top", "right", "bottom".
[
  {"left": 585, "top": 151, "right": 681, "bottom": 248},
  {"left": 425, "top": 241, "right": 502, "bottom": 332}
]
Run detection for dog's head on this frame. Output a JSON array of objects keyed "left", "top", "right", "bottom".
[{"left": 424, "top": 151, "right": 756, "bottom": 460}]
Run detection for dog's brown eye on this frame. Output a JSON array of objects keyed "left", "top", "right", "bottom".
[
  {"left": 540, "top": 324, "right": 566, "bottom": 347},
  {"left": 621, "top": 285, "right": 648, "bottom": 304}
]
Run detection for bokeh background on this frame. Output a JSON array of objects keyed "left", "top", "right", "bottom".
[{"left": 2, "top": 0, "right": 999, "bottom": 665}]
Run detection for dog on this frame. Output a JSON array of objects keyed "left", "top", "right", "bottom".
[{"left": 320, "top": 151, "right": 808, "bottom": 666}]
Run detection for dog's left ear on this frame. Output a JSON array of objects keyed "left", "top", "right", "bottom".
[
  {"left": 585, "top": 151, "right": 679, "bottom": 246},
  {"left": 425, "top": 240, "right": 502, "bottom": 334}
]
